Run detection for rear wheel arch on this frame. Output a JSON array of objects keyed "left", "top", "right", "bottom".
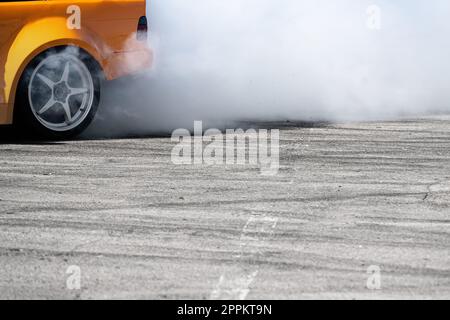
[{"left": 10, "top": 42, "right": 105, "bottom": 106}]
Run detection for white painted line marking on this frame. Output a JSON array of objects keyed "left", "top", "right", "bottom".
[{"left": 211, "top": 216, "right": 278, "bottom": 300}]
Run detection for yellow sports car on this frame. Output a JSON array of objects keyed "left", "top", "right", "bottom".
[{"left": 0, "top": 0, "right": 152, "bottom": 138}]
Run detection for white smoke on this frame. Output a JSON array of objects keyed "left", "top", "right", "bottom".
[{"left": 85, "top": 0, "right": 450, "bottom": 137}]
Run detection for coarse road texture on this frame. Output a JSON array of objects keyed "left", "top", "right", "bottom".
[{"left": 0, "top": 117, "right": 449, "bottom": 299}]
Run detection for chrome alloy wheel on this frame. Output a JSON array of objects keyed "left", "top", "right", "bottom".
[{"left": 28, "top": 53, "right": 95, "bottom": 132}]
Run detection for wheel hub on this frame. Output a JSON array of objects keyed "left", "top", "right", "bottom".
[{"left": 53, "top": 81, "right": 71, "bottom": 103}]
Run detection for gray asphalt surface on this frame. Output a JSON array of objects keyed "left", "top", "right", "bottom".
[{"left": 0, "top": 117, "right": 449, "bottom": 299}]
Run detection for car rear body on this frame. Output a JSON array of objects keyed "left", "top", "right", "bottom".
[{"left": 0, "top": 0, "right": 152, "bottom": 125}]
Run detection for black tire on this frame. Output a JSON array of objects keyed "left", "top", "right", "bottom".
[{"left": 14, "top": 46, "right": 102, "bottom": 140}]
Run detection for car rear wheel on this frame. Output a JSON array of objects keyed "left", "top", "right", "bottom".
[{"left": 15, "top": 47, "right": 101, "bottom": 139}]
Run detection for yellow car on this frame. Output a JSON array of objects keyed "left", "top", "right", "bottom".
[{"left": 0, "top": 0, "right": 152, "bottom": 138}]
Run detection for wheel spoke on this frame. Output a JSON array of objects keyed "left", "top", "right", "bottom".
[
  {"left": 69, "top": 87, "right": 89, "bottom": 96},
  {"left": 37, "top": 73, "right": 55, "bottom": 89},
  {"left": 37, "top": 97, "right": 57, "bottom": 115},
  {"left": 61, "top": 101, "right": 73, "bottom": 123},
  {"left": 61, "top": 62, "right": 70, "bottom": 83}
]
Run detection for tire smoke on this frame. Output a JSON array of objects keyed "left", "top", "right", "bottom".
[{"left": 85, "top": 0, "right": 450, "bottom": 137}]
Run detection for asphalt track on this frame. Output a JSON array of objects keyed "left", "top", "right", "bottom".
[{"left": 0, "top": 116, "right": 449, "bottom": 299}]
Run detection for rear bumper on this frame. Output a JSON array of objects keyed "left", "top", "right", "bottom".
[{"left": 103, "top": 46, "right": 153, "bottom": 80}]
